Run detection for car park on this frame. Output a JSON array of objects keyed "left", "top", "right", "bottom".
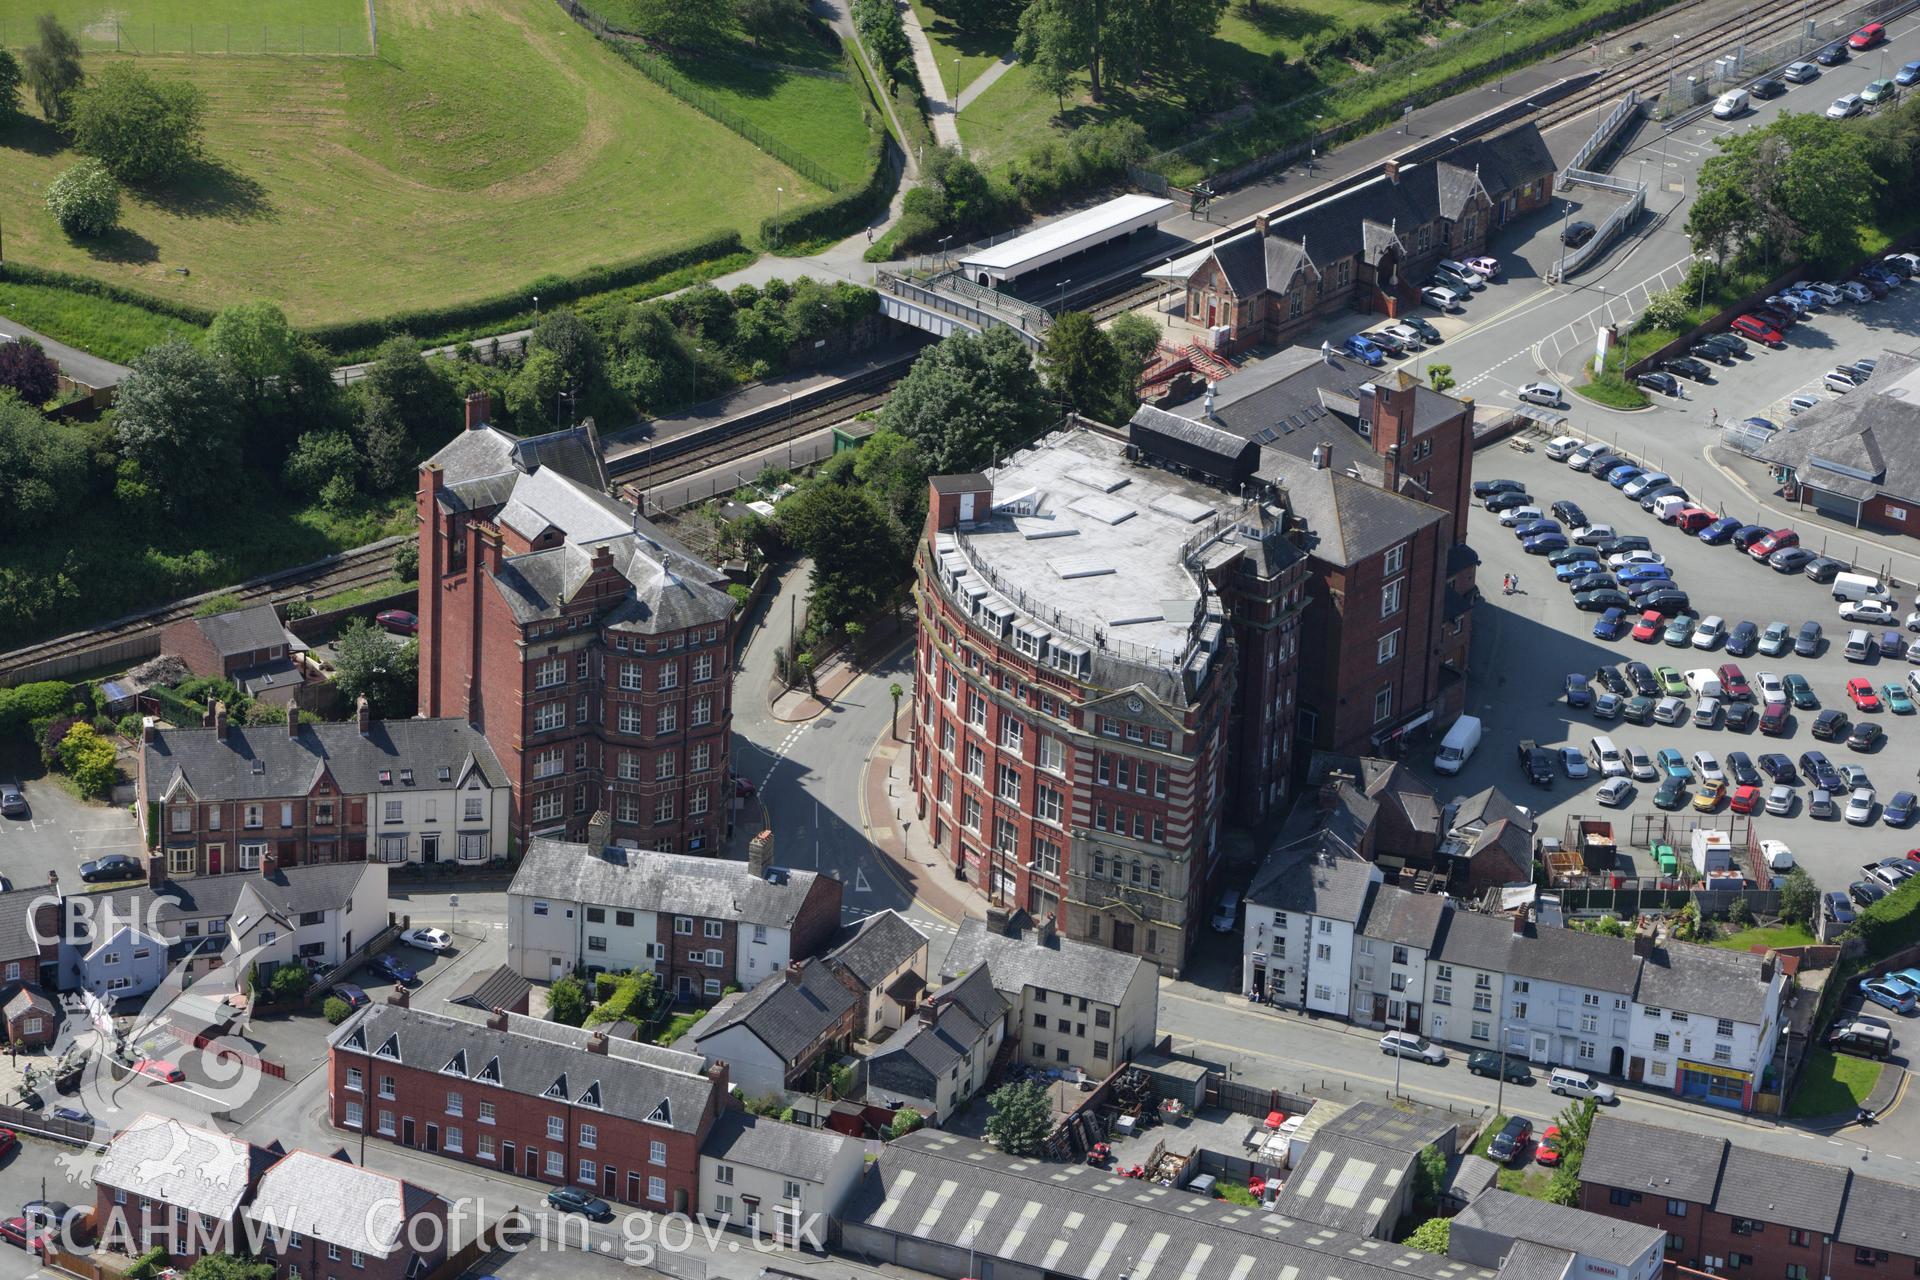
[{"left": 1730, "top": 316, "right": 1785, "bottom": 345}]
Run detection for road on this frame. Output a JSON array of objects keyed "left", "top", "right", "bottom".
[{"left": 0, "top": 316, "right": 128, "bottom": 391}]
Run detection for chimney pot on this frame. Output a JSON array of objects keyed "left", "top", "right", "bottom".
[
  {"left": 286, "top": 704, "right": 300, "bottom": 737},
  {"left": 386, "top": 987, "right": 410, "bottom": 1008},
  {"left": 588, "top": 1031, "right": 610, "bottom": 1055},
  {"left": 355, "top": 695, "right": 370, "bottom": 737},
  {"left": 262, "top": 844, "right": 282, "bottom": 878},
  {"left": 488, "top": 1008, "right": 510, "bottom": 1031},
  {"left": 1254, "top": 213, "right": 1269, "bottom": 236},
  {"left": 748, "top": 830, "right": 775, "bottom": 878},
  {"left": 465, "top": 391, "right": 490, "bottom": 432},
  {"left": 1312, "top": 443, "right": 1330, "bottom": 470},
  {"left": 784, "top": 961, "right": 805, "bottom": 985},
  {"left": 141, "top": 716, "right": 157, "bottom": 745}
]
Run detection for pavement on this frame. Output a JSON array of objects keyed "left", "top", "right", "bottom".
[
  {"left": 955, "top": 54, "right": 1014, "bottom": 112},
  {"left": 897, "top": 0, "right": 962, "bottom": 150}
]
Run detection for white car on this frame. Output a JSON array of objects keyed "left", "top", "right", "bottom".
[
  {"left": 1561, "top": 747, "right": 1589, "bottom": 779},
  {"left": 1840, "top": 600, "right": 1898, "bottom": 624},
  {"left": 1382, "top": 322, "right": 1427, "bottom": 351},
  {"left": 1597, "top": 777, "right": 1634, "bottom": 807},
  {"left": 1693, "top": 697, "right": 1721, "bottom": 727},
  {"left": 1757, "top": 671, "right": 1785, "bottom": 703},
  {"left": 1824, "top": 371, "right": 1859, "bottom": 394},
  {"left": 1846, "top": 788, "right": 1878, "bottom": 825},
  {"left": 1841, "top": 281, "right": 1874, "bottom": 303},
  {"left": 1761, "top": 839, "right": 1795, "bottom": 871},
  {"left": 1690, "top": 752, "right": 1725, "bottom": 784},
  {"left": 1805, "top": 281, "right": 1844, "bottom": 304},
  {"left": 1518, "top": 381, "right": 1562, "bottom": 407},
  {"left": 1499, "top": 505, "right": 1543, "bottom": 527},
  {"left": 1765, "top": 786, "right": 1795, "bottom": 816},
  {"left": 1827, "top": 94, "right": 1864, "bottom": 119},
  {"left": 400, "top": 927, "right": 453, "bottom": 953},
  {"left": 1608, "top": 550, "right": 1666, "bottom": 570},
  {"left": 1627, "top": 747, "right": 1658, "bottom": 781},
  {"left": 1653, "top": 697, "right": 1688, "bottom": 726},
  {"left": 1545, "top": 436, "right": 1583, "bottom": 461},
  {"left": 1691, "top": 617, "right": 1726, "bottom": 649},
  {"left": 1380, "top": 1031, "right": 1445, "bottom": 1063},
  {"left": 1421, "top": 285, "right": 1463, "bottom": 311}
]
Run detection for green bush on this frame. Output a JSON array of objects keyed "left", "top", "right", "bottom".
[
  {"left": 323, "top": 996, "right": 353, "bottom": 1025},
  {"left": 1857, "top": 875, "right": 1920, "bottom": 957},
  {"left": 127, "top": 1246, "right": 170, "bottom": 1280},
  {"left": 268, "top": 964, "right": 312, "bottom": 1002},
  {"left": 594, "top": 971, "right": 623, "bottom": 1002},
  {"left": 586, "top": 970, "right": 658, "bottom": 1025},
  {"left": 44, "top": 160, "right": 121, "bottom": 238}
]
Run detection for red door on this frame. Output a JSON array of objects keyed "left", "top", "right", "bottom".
[{"left": 208, "top": 848, "right": 221, "bottom": 875}]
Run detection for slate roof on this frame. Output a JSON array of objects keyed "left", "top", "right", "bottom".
[
  {"left": 1245, "top": 831, "right": 1375, "bottom": 923},
  {"left": 189, "top": 603, "right": 303, "bottom": 660},
  {"left": 1754, "top": 347, "right": 1920, "bottom": 502},
  {"left": 1429, "top": 907, "right": 1517, "bottom": 972},
  {"left": 825, "top": 910, "right": 928, "bottom": 989},
  {"left": 1442, "top": 125, "right": 1555, "bottom": 198},
  {"left": 1450, "top": 786, "right": 1535, "bottom": 835},
  {"left": 1837, "top": 1174, "right": 1920, "bottom": 1257},
  {"left": 230, "top": 863, "right": 381, "bottom": 930},
  {"left": 1356, "top": 885, "right": 1448, "bottom": 948},
  {"left": 1716, "top": 1144, "right": 1850, "bottom": 1234},
  {"left": 448, "top": 964, "right": 534, "bottom": 1014},
  {"left": 143, "top": 719, "right": 506, "bottom": 804},
  {"left": 330, "top": 1003, "right": 716, "bottom": 1133},
  {"left": 1503, "top": 922, "right": 1641, "bottom": 994},
  {"left": 1272, "top": 1129, "right": 1414, "bottom": 1237},
  {"left": 1634, "top": 942, "right": 1777, "bottom": 1026},
  {"left": 691, "top": 961, "right": 856, "bottom": 1063},
  {"left": 426, "top": 421, "right": 608, "bottom": 511},
  {"left": 94, "top": 1113, "right": 272, "bottom": 1220},
  {"left": 1262, "top": 450, "right": 1447, "bottom": 567},
  {"left": 246, "top": 1150, "right": 438, "bottom": 1258},
  {"left": 842, "top": 1131, "right": 1494, "bottom": 1280},
  {"left": 867, "top": 968, "right": 1006, "bottom": 1103},
  {"left": 509, "top": 840, "right": 830, "bottom": 928},
  {"left": 941, "top": 915, "right": 1150, "bottom": 1007},
  {"left": 1580, "top": 1115, "right": 1726, "bottom": 1205},
  {"left": 700, "top": 1110, "right": 852, "bottom": 1185},
  {"left": 1453, "top": 1189, "right": 1663, "bottom": 1267},
  {"left": 3, "top": 987, "right": 51, "bottom": 1020}
]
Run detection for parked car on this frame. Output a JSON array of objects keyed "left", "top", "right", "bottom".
[
  {"left": 1898, "top": 60, "right": 1920, "bottom": 86},
  {"left": 1730, "top": 316, "right": 1785, "bottom": 345},
  {"left": 400, "top": 927, "right": 453, "bottom": 953},
  {"left": 375, "top": 609, "right": 418, "bottom": 635},
  {"left": 546, "top": 1186, "right": 615, "bottom": 1222},
  {"left": 1488, "top": 1116, "right": 1534, "bottom": 1164},
  {"left": 372, "top": 954, "right": 417, "bottom": 983},
  {"left": 1466, "top": 1051, "right": 1532, "bottom": 1083},
  {"left": 1797, "top": 621, "right": 1824, "bottom": 656},
  {"left": 1851, "top": 22, "right": 1887, "bottom": 48},
  {"left": 1561, "top": 221, "right": 1596, "bottom": 248},
  {"left": 132, "top": 1059, "right": 184, "bottom": 1083},
  {"left": 1841, "top": 600, "right": 1898, "bottom": 625},
  {"left": 1784, "top": 60, "right": 1821, "bottom": 82},
  {"left": 1663, "top": 356, "right": 1713, "bottom": 383},
  {"left": 1636, "top": 370, "right": 1681, "bottom": 396},
  {"left": 1860, "top": 978, "right": 1915, "bottom": 1013},
  {"left": 79, "top": 855, "right": 141, "bottom": 883},
  {"left": 0, "top": 787, "right": 25, "bottom": 820},
  {"left": 1380, "top": 1031, "right": 1445, "bottom": 1063},
  {"left": 1817, "top": 42, "right": 1852, "bottom": 66},
  {"left": 1421, "top": 285, "right": 1464, "bottom": 311}
]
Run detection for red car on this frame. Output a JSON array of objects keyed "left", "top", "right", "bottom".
[
  {"left": 1749, "top": 529, "right": 1798, "bottom": 560},
  {"left": 1718, "top": 664, "right": 1752, "bottom": 701},
  {"left": 1536, "top": 1125, "right": 1564, "bottom": 1166},
  {"left": 1675, "top": 507, "right": 1717, "bottom": 534},
  {"left": 1731, "top": 316, "right": 1786, "bottom": 346},
  {"left": 1761, "top": 701, "right": 1791, "bottom": 735},
  {"left": 1751, "top": 306, "right": 1797, "bottom": 331},
  {"left": 1730, "top": 784, "right": 1763, "bottom": 815},
  {"left": 0, "top": 1130, "right": 16, "bottom": 1160},
  {"left": 132, "top": 1058, "right": 184, "bottom": 1083},
  {"left": 1851, "top": 22, "right": 1886, "bottom": 48},
  {"left": 0, "top": 1218, "right": 30, "bottom": 1251},
  {"left": 375, "top": 609, "right": 419, "bottom": 635},
  {"left": 1632, "top": 609, "right": 1665, "bottom": 642},
  {"left": 1849, "top": 678, "right": 1883, "bottom": 711}
]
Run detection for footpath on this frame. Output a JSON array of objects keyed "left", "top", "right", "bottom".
[{"left": 861, "top": 726, "right": 987, "bottom": 924}]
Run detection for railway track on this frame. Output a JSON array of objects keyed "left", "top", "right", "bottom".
[
  {"left": 0, "top": 537, "right": 406, "bottom": 685},
  {"left": 1532, "top": 0, "right": 1862, "bottom": 134}
]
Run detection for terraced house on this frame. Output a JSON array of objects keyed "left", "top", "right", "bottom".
[{"left": 418, "top": 397, "right": 737, "bottom": 853}]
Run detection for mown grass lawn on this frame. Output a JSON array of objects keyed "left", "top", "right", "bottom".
[
  {"left": 1787, "top": 1048, "right": 1883, "bottom": 1119},
  {"left": 908, "top": 0, "right": 1014, "bottom": 101},
  {"left": 0, "top": 0, "right": 825, "bottom": 328},
  {"left": 1716, "top": 923, "right": 1817, "bottom": 951},
  {"left": 0, "top": 0, "right": 368, "bottom": 54},
  {"left": 0, "top": 279, "right": 203, "bottom": 363},
  {"left": 653, "top": 46, "right": 877, "bottom": 188}
]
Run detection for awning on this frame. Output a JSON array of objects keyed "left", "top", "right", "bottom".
[{"left": 1146, "top": 244, "right": 1214, "bottom": 282}]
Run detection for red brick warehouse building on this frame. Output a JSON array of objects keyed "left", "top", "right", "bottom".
[
  {"left": 416, "top": 399, "right": 737, "bottom": 853},
  {"left": 913, "top": 414, "right": 1308, "bottom": 975},
  {"left": 328, "top": 1002, "right": 727, "bottom": 1214}
]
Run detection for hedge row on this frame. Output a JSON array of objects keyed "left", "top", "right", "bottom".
[
  {"left": 0, "top": 260, "right": 216, "bottom": 328},
  {"left": 303, "top": 230, "right": 749, "bottom": 354},
  {"left": 1857, "top": 875, "right": 1920, "bottom": 959}
]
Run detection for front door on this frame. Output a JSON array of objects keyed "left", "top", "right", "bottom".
[
  {"left": 503, "top": 1141, "right": 516, "bottom": 1171},
  {"left": 605, "top": 1166, "right": 617, "bottom": 1197},
  {"left": 550, "top": 955, "right": 567, "bottom": 982},
  {"left": 677, "top": 974, "right": 694, "bottom": 1000},
  {"left": 627, "top": 1172, "right": 641, "bottom": 1203},
  {"left": 1112, "top": 921, "right": 1135, "bottom": 954},
  {"left": 1371, "top": 994, "right": 1388, "bottom": 1025},
  {"left": 1405, "top": 1002, "right": 1422, "bottom": 1030},
  {"left": 207, "top": 844, "right": 223, "bottom": 875},
  {"left": 526, "top": 1146, "right": 539, "bottom": 1177},
  {"left": 1629, "top": 1055, "right": 1646, "bottom": 1083},
  {"left": 421, "top": 834, "right": 439, "bottom": 864},
  {"left": 425, "top": 1123, "right": 439, "bottom": 1152},
  {"left": 402, "top": 1117, "right": 415, "bottom": 1146},
  {"left": 1530, "top": 1032, "right": 1550, "bottom": 1064}
]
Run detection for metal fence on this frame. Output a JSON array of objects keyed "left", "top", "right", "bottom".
[
  {"left": 0, "top": 20, "right": 374, "bottom": 55},
  {"left": 1562, "top": 90, "right": 1641, "bottom": 183}
]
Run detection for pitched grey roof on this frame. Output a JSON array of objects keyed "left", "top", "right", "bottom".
[
  {"left": 231, "top": 863, "right": 380, "bottom": 929},
  {"left": 1580, "top": 1115, "right": 1725, "bottom": 1205},
  {"left": 1245, "top": 831, "right": 1375, "bottom": 922},
  {"left": 1837, "top": 1174, "right": 1920, "bottom": 1257},
  {"left": 94, "top": 1114, "right": 271, "bottom": 1219},
  {"left": 1272, "top": 1129, "right": 1414, "bottom": 1237},
  {"left": 868, "top": 968, "right": 1006, "bottom": 1101},
  {"left": 701, "top": 1110, "right": 852, "bottom": 1184},
  {"left": 1446, "top": 1154, "right": 1500, "bottom": 1204},
  {"left": 843, "top": 1131, "right": 1494, "bottom": 1280},
  {"left": 1442, "top": 125, "right": 1555, "bottom": 198},
  {"left": 246, "top": 1150, "right": 438, "bottom": 1257},
  {"left": 1357, "top": 885, "right": 1449, "bottom": 948},
  {"left": 509, "top": 840, "right": 830, "bottom": 929},
  {"left": 1503, "top": 923, "right": 1641, "bottom": 994},
  {"left": 1262, "top": 450, "right": 1447, "bottom": 567},
  {"left": 1754, "top": 347, "right": 1920, "bottom": 502},
  {"left": 143, "top": 718, "right": 506, "bottom": 804},
  {"left": 330, "top": 1003, "right": 716, "bottom": 1133},
  {"left": 1714, "top": 1144, "right": 1850, "bottom": 1234},
  {"left": 191, "top": 603, "right": 302, "bottom": 659},
  {"left": 692, "top": 962, "right": 855, "bottom": 1063},
  {"left": 4, "top": 987, "right": 51, "bottom": 1020},
  {"left": 1634, "top": 942, "right": 1777, "bottom": 1025},
  {"left": 1452, "top": 1189, "right": 1663, "bottom": 1267},
  {"left": 426, "top": 422, "right": 607, "bottom": 511},
  {"left": 940, "top": 915, "right": 1149, "bottom": 1007},
  {"left": 1450, "top": 786, "right": 1534, "bottom": 835},
  {"left": 1430, "top": 907, "right": 1516, "bottom": 971},
  {"left": 1312, "top": 1101, "right": 1457, "bottom": 1156},
  {"left": 448, "top": 964, "right": 534, "bottom": 1014},
  {"left": 1493, "top": 1240, "right": 1577, "bottom": 1280},
  {"left": 826, "top": 910, "right": 927, "bottom": 988}
]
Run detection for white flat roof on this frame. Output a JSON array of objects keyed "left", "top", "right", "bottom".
[{"left": 960, "top": 194, "right": 1173, "bottom": 273}]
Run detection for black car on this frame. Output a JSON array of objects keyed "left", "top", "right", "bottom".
[
  {"left": 1758, "top": 753, "right": 1798, "bottom": 783},
  {"left": 1551, "top": 501, "right": 1588, "bottom": 527},
  {"left": 547, "top": 1186, "right": 615, "bottom": 1221},
  {"left": 1726, "top": 751, "right": 1761, "bottom": 787},
  {"left": 1636, "top": 371, "right": 1681, "bottom": 396},
  {"left": 1852, "top": 879, "right": 1891, "bottom": 908},
  {"left": 1596, "top": 665, "right": 1629, "bottom": 696},
  {"left": 1485, "top": 490, "right": 1533, "bottom": 513},
  {"left": 1488, "top": 1115, "right": 1535, "bottom": 1164},
  {"left": 1769, "top": 547, "right": 1816, "bottom": 573},
  {"left": 1816, "top": 42, "right": 1850, "bottom": 65},
  {"left": 1689, "top": 338, "right": 1737, "bottom": 365},
  {"left": 1813, "top": 709, "right": 1850, "bottom": 741},
  {"left": 1796, "top": 621, "right": 1824, "bottom": 656},
  {"left": 1623, "top": 695, "right": 1656, "bottom": 724},
  {"left": 1626, "top": 661, "right": 1659, "bottom": 696},
  {"left": 1725, "top": 700, "right": 1756, "bottom": 732},
  {"left": 1727, "top": 621, "right": 1759, "bottom": 656},
  {"left": 1596, "top": 535, "right": 1652, "bottom": 558},
  {"left": 1750, "top": 76, "right": 1787, "bottom": 98},
  {"left": 1575, "top": 588, "right": 1633, "bottom": 613},
  {"left": 1517, "top": 740, "right": 1554, "bottom": 787},
  {"left": 1805, "top": 556, "right": 1847, "bottom": 583},
  {"left": 1569, "top": 571, "right": 1617, "bottom": 594},
  {"left": 1638, "top": 589, "right": 1692, "bottom": 616},
  {"left": 1468, "top": 1051, "right": 1533, "bottom": 1083},
  {"left": 1850, "top": 722, "right": 1885, "bottom": 751},
  {"left": 1730, "top": 524, "right": 1771, "bottom": 550},
  {"left": 1401, "top": 316, "right": 1442, "bottom": 343},
  {"left": 1473, "top": 478, "right": 1525, "bottom": 500},
  {"left": 1698, "top": 332, "right": 1748, "bottom": 360},
  {"left": 1562, "top": 221, "right": 1597, "bottom": 248},
  {"left": 1663, "top": 356, "right": 1713, "bottom": 382},
  {"left": 78, "top": 855, "right": 141, "bottom": 884}
]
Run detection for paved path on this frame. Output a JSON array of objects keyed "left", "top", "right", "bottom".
[
  {"left": 955, "top": 52, "right": 1015, "bottom": 111},
  {"left": 0, "top": 313, "right": 130, "bottom": 389},
  {"left": 897, "top": 0, "right": 962, "bottom": 149}
]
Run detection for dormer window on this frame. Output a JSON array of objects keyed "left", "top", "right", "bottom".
[
  {"left": 442, "top": 1050, "right": 468, "bottom": 1077},
  {"left": 438, "top": 767, "right": 452, "bottom": 783},
  {"left": 476, "top": 1056, "right": 502, "bottom": 1086},
  {"left": 577, "top": 1081, "right": 602, "bottom": 1110},
  {"left": 400, "top": 770, "right": 414, "bottom": 786},
  {"left": 543, "top": 1073, "right": 569, "bottom": 1101},
  {"left": 645, "top": 1098, "right": 673, "bottom": 1127},
  {"left": 373, "top": 1034, "right": 401, "bottom": 1062},
  {"left": 379, "top": 771, "right": 392, "bottom": 786}
]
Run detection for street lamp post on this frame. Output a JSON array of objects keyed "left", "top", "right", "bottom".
[
  {"left": 449, "top": 894, "right": 459, "bottom": 942},
  {"left": 1667, "top": 33, "right": 1683, "bottom": 113},
  {"left": 1557, "top": 201, "right": 1574, "bottom": 280},
  {"left": 1057, "top": 278, "right": 1072, "bottom": 314}
]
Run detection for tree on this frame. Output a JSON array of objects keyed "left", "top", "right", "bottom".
[
  {"left": 1107, "top": 311, "right": 1162, "bottom": 373},
  {"left": 548, "top": 972, "right": 589, "bottom": 1026},
  {"left": 619, "top": 0, "right": 734, "bottom": 46},
  {"left": 282, "top": 429, "right": 361, "bottom": 509},
  {"left": 207, "top": 302, "right": 301, "bottom": 404},
  {"left": 852, "top": 426, "right": 928, "bottom": 527},
  {"left": 1040, "top": 310, "right": 1130, "bottom": 420},
  {"left": 364, "top": 336, "right": 457, "bottom": 449},
  {"left": 777, "top": 484, "right": 909, "bottom": 628},
  {"left": 1404, "top": 1218, "right": 1449, "bottom": 1253},
  {"left": 44, "top": 159, "right": 120, "bottom": 238},
  {"left": 1779, "top": 867, "right": 1820, "bottom": 929},
  {"left": 393, "top": 537, "right": 419, "bottom": 583},
  {"left": 508, "top": 347, "right": 569, "bottom": 429},
  {"left": 881, "top": 327, "right": 1051, "bottom": 472},
  {"left": 22, "top": 15, "right": 82, "bottom": 123},
  {"left": 323, "top": 997, "right": 353, "bottom": 1024},
  {"left": 0, "top": 340, "right": 59, "bottom": 406},
  {"left": 529, "top": 308, "right": 606, "bottom": 393},
  {"left": 0, "top": 394, "right": 89, "bottom": 534},
  {"left": 0, "top": 49, "right": 22, "bottom": 120},
  {"left": 55, "top": 722, "right": 116, "bottom": 798},
  {"left": 737, "top": 0, "right": 802, "bottom": 46},
  {"left": 1689, "top": 113, "right": 1883, "bottom": 266},
  {"left": 1426, "top": 364, "right": 1455, "bottom": 394},
  {"left": 181, "top": 1255, "right": 276, "bottom": 1280},
  {"left": 268, "top": 964, "right": 312, "bottom": 1002},
  {"left": 887, "top": 1107, "right": 924, "bottom": 1139},
  {"left": 352, "top": 390, "right": 414, "bottom": 492},
  {"left": 984, "top": 1079, "right": 1051, "bottom": 1156},
  {"left": 1014, "top": 0, "right": 1224, "bottom": 102},
  {"left": 64, "top": 62, "right": 207, "bottom": 182},
  {"left": 889, "top": 681, "right": 904, "bottom": 739},
  {"left": 331, "top": 617, "right": 417, "bottom": 717},
  {"left": 113, "top": 339, "right": 245, "bottom": 517}
]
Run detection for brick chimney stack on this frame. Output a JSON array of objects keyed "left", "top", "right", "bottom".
[
  {"left": 917, "top": 1002, "right": 939, "bottom": 1028},
  {"left": 1383, "top": 159, "right": 1400, "bottom": 184},
  {"left": 488, "top": 1008, "right": 510, "bottom": 1031},
  {"left": 141, "top": 716, "right": 157, "bottom": 745},
  {"left": 146, "top": 852, "right": 168, "bottom": 889},
  {"left": 386, "top": 987, "right": 410, "bottom": 1008},
  {"left": 1254, "top": 212, "right": 1270, "bottom": 237},
  {"left": 465, "top": 391, "right": 490, "bottom": 432},
  {"left": 286, "top": 704, "right": 300, "bottom": 737},
  {"left": 262, "top": 844, "right": 282, "bottom": 877},
  {"left": 748, "top": 830, "right": 775, "bottom": 878},
  {"left": 355, "top": 695, "right": 370, "bottom": 738},
  {"left": 588, "top": 1030, "right": 610, "bottom": 1055},
  {"left": 784, "top": 961, "right": 805, "bottom": 985}
]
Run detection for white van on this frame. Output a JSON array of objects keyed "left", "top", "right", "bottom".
[
  {"left": 1434, "top": 715, "right": 1482, "bottom": 775},
  {"left": 1712, "top": 88, "right": 1750, "bottom": 119},
  {"left": 1651, "top": 494, "right": 1689, "bottom": 523},
  {"left": 1589, "top": 735, "right": 1625, "bottom": 777},
  {"left": 1210, "top": 890, "right": 1241, "bottom": 933},
  {"left": 1519, "top": 382, "right": 1563, "bottom": 407},
  {"left": 1684, "top": 669, "right": 1722, "bottom": 699},
  {"left": 1545, "top": 436, "right": 1583, "bottom": 461},
  {"left": 1832, "top": 571, "right": 1892, "bottom": 603},
  {"left": 1549, "top": 1068, "right": 1617, "bottom": 1103},
  {"left": 1846, "top": 629, "right": 1874, "bottom": 661}
]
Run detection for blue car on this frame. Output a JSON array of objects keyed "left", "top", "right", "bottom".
[
  {"left": 1514, "top": 519, "right": 1560, "bottom": 540},
  {"left": 1566, "top": 673, "right": 1593, "bottom": 707},
  {"left": 1557, "top": 560, "right": 1603, "bottom": 583},
  {"left": 1523, "top": 532, "right": 1570, "bottom": 554},
  {"left": 1861, "top": 979, "right": 1916, "bottom": 1013},
  {"left": 1656, "top": 748, "right": 1693, "bottom": 782},
  {"left": 373, "top": 954, "right": 417, "bottom": 983},
  {"left": 1340, "top": 335, "right": 1386, "bottom": 366},
  {"left": 1594, "top": 607, "right": 1629, "bottom": 640},
  {"left": 1618, "top": 563, "right": 1675, "bottom": 586},
  {"left": 1697, "top": 517, "right": 1740, "bottom": 544},
  {"left": 1888, "top": 792, "right": 1918, "bottom": 826},
  {"left": 1607, "top": 466, "right": 1646, "bottom": 489},
  {"left": 1900, "top": 59, "right": 1920, "bottom": 86}
]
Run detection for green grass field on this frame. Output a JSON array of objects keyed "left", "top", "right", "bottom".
[
  {"left": 0, "top": 0, "right": 371, "bottom": 55},
  {"left": 0, "top": 279, "right": 203, "bottom": 362},
  {"left": 908, "top": 0, "right": 1010, "bottom": 101},
  {"left": 1715, "top": 923, "right": 1817, "bottom": 951},
  {"left": 1788, "top": 1048, "right": 1883, "bottom": 1118},
  {"left": 0, "top": 0, "right": 839, "bottom": 328}
]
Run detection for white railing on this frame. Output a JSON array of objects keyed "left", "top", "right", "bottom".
[
  {"left": 1552, "top": 187, "right": 1647, "bottom": 279},
  {"left": 1561, "top": 89, "right": 1640, "bottom": 183}
]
